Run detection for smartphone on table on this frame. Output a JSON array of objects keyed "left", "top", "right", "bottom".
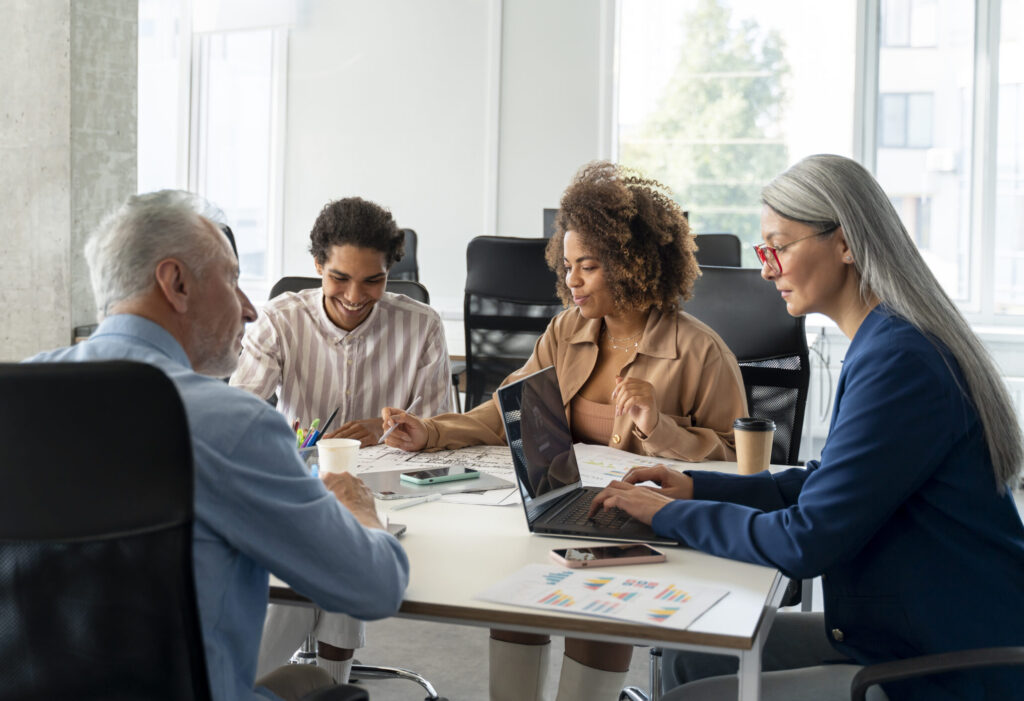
[
  {"left": 549, "top": 543, "right": 666, "bottom": 568},
  {"left": 399, "top": 467, "right": 480, "bottom": 485}
]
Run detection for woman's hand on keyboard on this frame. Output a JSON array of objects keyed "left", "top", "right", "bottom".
[
  {"left": 622, "top": 464, "right": 694, "bottom": 500},
  {"left": 587, "top": 479, "right": 677, "bottom": 525}
]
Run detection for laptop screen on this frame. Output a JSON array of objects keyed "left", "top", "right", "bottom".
[{"left": 497, "top": 366, "right": 582, "bottom": 523}]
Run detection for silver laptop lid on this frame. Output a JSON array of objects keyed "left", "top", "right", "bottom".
[{"left": 496, "top": 366, "right": 583, "bottom": 525}]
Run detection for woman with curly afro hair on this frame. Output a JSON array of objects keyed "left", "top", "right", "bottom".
[{"left": 381, "top": 162, "right": 747, "bottom": 701}]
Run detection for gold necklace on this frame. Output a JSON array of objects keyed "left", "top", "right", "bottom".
[{"left": 602, "top": 325, "right": 642, "bottom": 352}]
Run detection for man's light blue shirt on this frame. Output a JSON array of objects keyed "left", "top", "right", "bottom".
[{"left": 28, "top": 314, "right": 409, "bottom": 700}]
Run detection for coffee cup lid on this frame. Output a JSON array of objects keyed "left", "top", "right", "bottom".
[{"left": 733, "top": 417, "right": 776, "bottom": 431}]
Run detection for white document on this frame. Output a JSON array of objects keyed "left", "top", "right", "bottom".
[
  {"left": 572, "top": 443, "right": 690, "bottom": 488},
  {"left": 356, "top": 444, "right": 519, "bottom": 506},
  {"left": 476, "top": 563, "right": 729, "bottom": 631}
]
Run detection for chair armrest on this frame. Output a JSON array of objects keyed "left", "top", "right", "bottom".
[
  {"left": 851, "top": 647, "right": 1024, "bottom": 701},
  {"left": 300, "top": 683, "right": 369, "bottom": 701}
]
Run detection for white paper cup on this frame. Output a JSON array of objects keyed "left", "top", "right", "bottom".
[{"left": 317, "top": 438, "right": 360, "bottom": 474}]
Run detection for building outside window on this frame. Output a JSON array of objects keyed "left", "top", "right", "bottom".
[
  {"left": 615, "top": 0, "right": 857, "bottom": 267},
  {"left": 882, "top": 0, "right": 938, "bottom": 47},
  {"left": 617, "top": 0, "right": 1020, "bottom": 321},
  {"left": 875, "top": 0, "right": 972, "bottom": 302},
  {"left": 995, "top": 0, "right": 1024, "bottom": 314},
  {"left": 878, "top": 93, "right": 934, "bottom": 147}
]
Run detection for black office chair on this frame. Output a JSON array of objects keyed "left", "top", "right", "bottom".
[
  {"left": 263, "top": 278, "right": 445, "bottom": 700},
  {"left": 850, "top": 647, "right": 1024, "bottom": 701},
  {"left": 389, "top": 229, "right": 419, "bottom": 282},
  {"left": 463, "top": 236, "right": 563, "bottom": 411},
  {"left": 684, "top": 266, "right": 809, "bottom": 465},
  {"left": 693, "top": 233, "right": 742, "bottom": 267},
  {"left": 0, "top": 361, "right": 210, "bottom": 701},
  {"left": 269, "top": 277, "right": 429, "bottom": 305},
  {"left": 270, "top": 276, "right": 319, "bottom": 299},
  {"left": 385, "top": 279, "right": 429, "bottom": 304}
]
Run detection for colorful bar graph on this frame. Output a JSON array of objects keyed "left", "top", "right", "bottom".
[
  {"left": 622, "top": 578, "right": 659, "bottom": 589},
  {"left": 538, "top": 589, "right": 574, "bottom": 607},
  {"left": 543, "top": 570, "right": 573, "bottom": 586},
  {"left": 655, "top": 584, "right": 692, "bottom": 603},
  {"left": 583, "top": 600, "right": 621, "bottom": 614},
  {"left": 608, "top": 591, "right": 638, "bottom": 602},
  {"left": 647, "top": 606, "right": 680, "bottom": 623},
  {"left": 583, "top": 576, "right": 613, "bottom": 591}
]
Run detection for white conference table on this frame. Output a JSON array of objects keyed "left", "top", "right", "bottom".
[{"left": 270, "top": 460, "right": 787, "bottom": 701}]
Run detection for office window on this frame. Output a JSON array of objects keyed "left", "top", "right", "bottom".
[
  {"left": 995, "top": 0, "right": 1024, "bottom": 314},
  {"left": 876, "top": 0, "right": 972, "bottom": 302},
  {"left": 616, "top": 0, "right": 856, "bottom": 264},
  {"left": 137, "top": 0, "right": 287, "bottom": 303},
  {"left": 878, "top": 93, "right": 933, "bottom": 148},
  {"left": 192, "top": 30, "right": 277, "bottom": 284},
  {"left": 890, "top": 195, "right": 932, "bottom": 247},
  {"left": 137, "top": 0, "right": 185, "bottom": 193},
  {"left": 882, "top": 0, "right": 938, "bottom": 48}
]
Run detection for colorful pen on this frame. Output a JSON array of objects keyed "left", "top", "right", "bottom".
[{"left": 318, "top": 407, "right": 340, "bottom": 438}]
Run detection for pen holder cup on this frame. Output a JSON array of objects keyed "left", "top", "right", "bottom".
[{"left": 299, "top": 446, "right": 318, "bottom": 475}]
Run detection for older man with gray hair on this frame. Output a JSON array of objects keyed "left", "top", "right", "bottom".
[{"left": 28, "top": 190, "right": 409, "bottom": 701}]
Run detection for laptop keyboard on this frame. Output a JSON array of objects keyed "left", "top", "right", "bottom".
[{"left": 551, "top": 491, "right": 631, "bottom": 530}]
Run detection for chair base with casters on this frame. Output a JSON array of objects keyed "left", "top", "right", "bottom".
[
  {"left": 293, "top": 635, "right": 447, "bottom": 701},
  {"left": 620, "top": 647, "right": 663, "bottom": 701}
]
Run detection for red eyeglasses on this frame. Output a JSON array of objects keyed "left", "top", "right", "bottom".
[{"left": 752, "top": 224, "right": 839, "bottom": 275}]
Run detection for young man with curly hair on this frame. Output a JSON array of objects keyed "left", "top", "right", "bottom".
[
  {"left": 230, "top": 196, "right": 451, "bottom": 684},
  {"left": 380, "top": 162, "right": 747, "bottom": 701}
]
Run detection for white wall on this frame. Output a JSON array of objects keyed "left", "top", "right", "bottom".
[
  {"left": 495, "top": 0, "right": 614, "bottom": 238},
  {"left": 280, "top": 0, "right": 611, "bottom": 314},
  {"left": 282, "top": 0, "right": 497, "bottom": 314}
]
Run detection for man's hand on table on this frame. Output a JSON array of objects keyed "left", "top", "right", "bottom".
[
  {"left": 587, "top": 464, "right": 694, "bottom": 525},
  {"left": 323, "top": 418, "right": 382, "bottom": 448},
  {"left": 321, "top": 471, "right": 386, "bottom": 530}
]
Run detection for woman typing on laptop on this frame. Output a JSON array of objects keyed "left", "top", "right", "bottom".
[
  {"left": 381, "top": 161, "right": 748, "bottom": 701},
  {"left": 589, "top": 155, "right": 1024, "bottom": 701}
]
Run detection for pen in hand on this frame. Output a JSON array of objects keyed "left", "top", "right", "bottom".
[{"left": 379, "top": 395, "right": 422, "bottom": 444}]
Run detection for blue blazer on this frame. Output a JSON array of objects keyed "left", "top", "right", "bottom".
[{"left": 653, "top": 307, "right": 1024, "bottom": 700}]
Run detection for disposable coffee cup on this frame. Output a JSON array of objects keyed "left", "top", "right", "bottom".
[
  {"left": 733, "top": 417, "right": 775, "bottom": 475},
  {"left": 317, "top": 438, "right": 360, "bottom": 474}
]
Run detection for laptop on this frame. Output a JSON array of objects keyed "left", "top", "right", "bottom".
[{"left": 496, "top": 366, "right": 676, "bottom": 545}]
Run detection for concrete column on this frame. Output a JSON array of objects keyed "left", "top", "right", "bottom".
[{"left": 0, "top": 0, "right": 136, "bottom": 360}]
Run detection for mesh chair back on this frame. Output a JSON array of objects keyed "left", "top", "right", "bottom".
[
  {"left": 464, "top": 236, "right": 563, "bottom": 411},
  {"left": 0, "top": 361, "right": 210, "bottom": 700},
  {"left": 693, "top": 233, "right": 742, "bottom": 267},
  {"left": 684, "top": 266, "right": 810, "bottom": 465},
  {"left": 390, "top": 229, "right": 419, "bottom": 281}
]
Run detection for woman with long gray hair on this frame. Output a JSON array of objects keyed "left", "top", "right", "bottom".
[{"left": 591, "top": 154, "right": 1024, "bottom": 700}]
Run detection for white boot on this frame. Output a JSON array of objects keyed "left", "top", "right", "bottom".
[
  {"left": 489, "top": 638, "right": 551, "bottom": 701},
  {"left": 554, "top": 654, "right": 628, "bottom": 701}
]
